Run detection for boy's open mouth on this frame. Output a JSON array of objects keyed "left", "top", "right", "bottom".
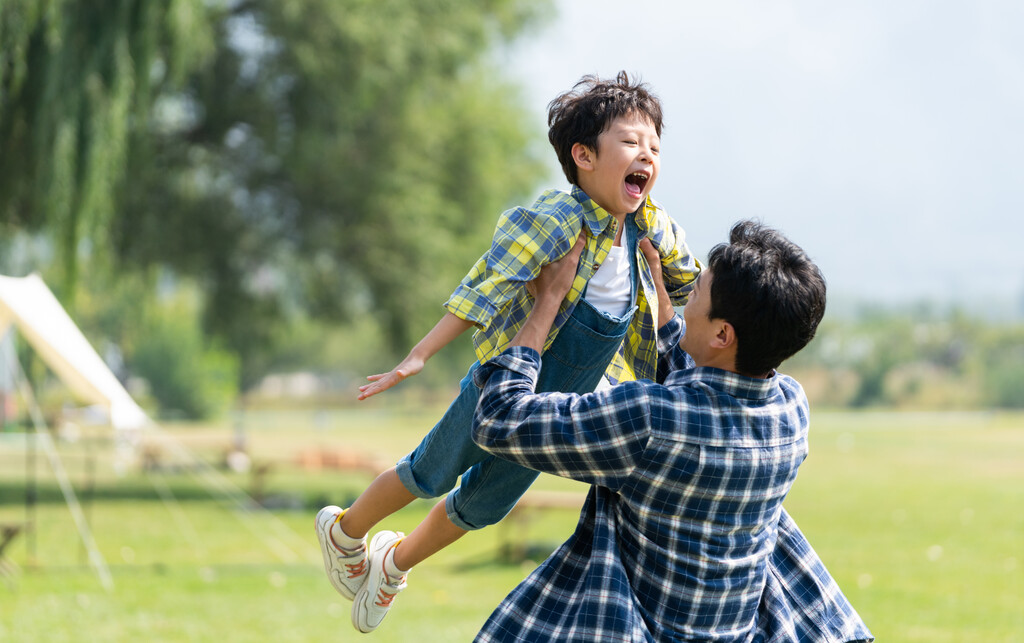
[{"left": 624, "top": 171, "right": 649, "bottom": 198}]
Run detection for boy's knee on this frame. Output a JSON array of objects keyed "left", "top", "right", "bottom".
[{"left": 445, "top": 493, "right": 510, "bottom": 531}]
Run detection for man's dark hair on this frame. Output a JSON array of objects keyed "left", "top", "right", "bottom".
[
  {"left": 706, "top": 220, "right": 827, "bottom": 376},
  {"left": 547, "top": 71, "right": 663, "bottom": 185}
]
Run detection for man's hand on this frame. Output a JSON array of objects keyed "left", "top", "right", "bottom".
[
  {"left": 357, "top": 355, "right": 425, "bottom": 400},
  {"left": 640, "top": 238, "right": 676, "bottom": 329},
  {"left": 511, "top": 231, "right": 587, "bottom": 352},
  {"left": 530, "top": 230, "right": 588, "bottom": 305}
]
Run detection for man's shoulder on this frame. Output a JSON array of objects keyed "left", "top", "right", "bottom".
[{"left": 772, "top": 372, "right": 809, "bottom": 410}]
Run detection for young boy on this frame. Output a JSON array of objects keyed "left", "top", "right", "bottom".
[{"left": 315, "top": 72, "right": 702, "bottom": 633}]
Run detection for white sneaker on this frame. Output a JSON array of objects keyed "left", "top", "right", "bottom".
[
  {"left": 352, "top": 530, "right": 407, "bottom": 633},
  {"left": 315, "top": 505, "right": 367, "bottom": 600}
]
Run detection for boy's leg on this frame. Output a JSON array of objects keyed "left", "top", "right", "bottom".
[
  {"left": 351, "top": 498, "right": 469, "bottom": 633},
  {"left": 391, "top": 500, "right": 466, "bottom": 571},
  {"left": 336, "top": 361, "right": 488, "bottom": 541},
  {"left": 338, "top": 466, "right": 416, "bottom": 538},
  {"left": 393, "top": 362, "right": 491, "bottom": 499}
]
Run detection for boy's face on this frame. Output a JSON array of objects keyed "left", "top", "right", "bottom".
[{"left": 574, "top": 113, "right": 660, "bottom": 218}]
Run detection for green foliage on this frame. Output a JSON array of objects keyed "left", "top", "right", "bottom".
[
  {"left": 0, "top": 0, "right": 214, "bottom": 303},
  {"left": 125, "top": 287, "right": 238, "bottom": 420},
  {"left": 2, "top": 0, "right": 553, "bottom": 397},
  {"left": 976, "top": 325, "right": 1024, "bottom": 408},
  {"left": 788, "top": 307, "right": 1024, "bottom": 409},
  {"left": 109, "top": 0, "right": 551, "bottom": 389}
]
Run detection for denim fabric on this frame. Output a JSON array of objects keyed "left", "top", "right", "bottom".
[{"left": 396, "top": 216, "right": 641, "bottom": 530}]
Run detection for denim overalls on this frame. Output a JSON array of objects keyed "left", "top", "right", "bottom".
[{"left": 395, "top": 215, "right": 642, "bottom": 530}]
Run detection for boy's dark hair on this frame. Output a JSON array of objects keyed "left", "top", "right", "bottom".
[
  {"left": 706, "top": 220, "right": 827, "bottom": 376},
  {"left": 547, "top": 71, "right": 663, "bottom": 185}
]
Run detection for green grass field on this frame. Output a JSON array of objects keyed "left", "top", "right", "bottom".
[{"left": 0, "top": 407, "right": 1021, "bottom": 642}]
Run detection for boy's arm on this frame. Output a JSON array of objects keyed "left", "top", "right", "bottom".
[
  {"left": 446, "top": 203, "right": 576, "bottom": 328},
  {"left": 357, "top": 312, "right": 474, "bottom": 400}
]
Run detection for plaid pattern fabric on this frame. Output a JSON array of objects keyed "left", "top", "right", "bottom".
[
  {"left": 471, "top": 316, "right": 873, "bottom": 642},
  {"left": 445, "top": 186, "right": 699, "bottom": 384}
]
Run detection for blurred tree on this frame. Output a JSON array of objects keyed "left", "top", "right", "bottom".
[
  {"left": 0, "top": 0, "right": 214, "bottom": 304},
  {"left": 111, "top": 0, "right": 551, "bottom": 390}
]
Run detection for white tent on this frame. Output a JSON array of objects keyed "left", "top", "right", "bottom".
[
  {"left": 0, "top": 273, "right": 149, "bottom": 432},
  {"left": 0, "top": 272, "right": 154, "bottom": 590},
  {"left": 0, "top": 275, "right": 313, "bottom": 589}
]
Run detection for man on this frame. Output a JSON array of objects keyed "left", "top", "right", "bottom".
[{"left": 471, "top": 221, "right": 873, "bottom": 642}]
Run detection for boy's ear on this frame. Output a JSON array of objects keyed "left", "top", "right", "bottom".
[{"left": 571, "top": 142, "right": 596, "bottom": 172}]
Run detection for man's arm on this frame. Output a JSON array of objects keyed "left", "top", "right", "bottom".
[
  {"left": 358, "top": 312, "right": 474, "bottom": 400},
  {"left": 471, "top": 231, "right": 651, "bottom": 489},
  {"left": 640, "top": 238, "right": 677, "bottom": 331},
  {"left": 644, "top": 202, "right": 701, "bottom": 305},
  {"left": 507, "top": 231, "right": 588, "bottom": 353}
]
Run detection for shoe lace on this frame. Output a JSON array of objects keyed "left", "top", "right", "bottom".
[
  {"left": 375, "top": 581, "right": 403, "bottom": 608},
  {"left": 344, "top": 558, "right": 367, "bottom": 578}
]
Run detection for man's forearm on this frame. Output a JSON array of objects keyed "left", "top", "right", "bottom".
[{"left": 508, "top": 230, "right": 586, "bottom": 353}]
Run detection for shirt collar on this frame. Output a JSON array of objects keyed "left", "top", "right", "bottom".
[
  {"left": 570, "top": 185, "right": 660, "bottom": 237},
  {"left": 667, "top": 365, "right": 778, "bottom": 401},
  {"left": 570, "top": 185, "right": 616, "bottom": 237}
]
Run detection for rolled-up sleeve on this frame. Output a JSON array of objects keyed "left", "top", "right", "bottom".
[
  {"left": 655, "top": 315, "right": 694, "bottom": 383},
  {"left": 445, "top": 207, "right": 570, "bottom": 328}
]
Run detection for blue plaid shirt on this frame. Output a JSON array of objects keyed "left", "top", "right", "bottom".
[{"left": 472, "top": 315, "right": 873, "bottom": 642}]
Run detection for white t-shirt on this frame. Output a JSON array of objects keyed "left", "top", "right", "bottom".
[{"left": 583, "top": 244, "right": 632, "bottom": 318}]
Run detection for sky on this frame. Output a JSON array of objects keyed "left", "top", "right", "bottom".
[{"left": 503, "top": 0, "right": 1024, "bottom": 315}]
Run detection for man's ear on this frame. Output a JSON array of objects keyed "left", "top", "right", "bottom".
[
  {"left": 713, "top": 321, "right": 737, "bottom": 350},
  {"left": 571, "top": 142, "right": 596, "bottom": 172}
]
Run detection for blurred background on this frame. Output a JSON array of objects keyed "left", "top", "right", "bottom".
[
  {"left": 0, "top": 1, "right": 1021, "bottom": 641},
  {"left": 1, "top": 0, "right": 1022, "bottom": 417}
]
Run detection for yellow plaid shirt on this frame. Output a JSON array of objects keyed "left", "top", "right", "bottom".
[{"left": 445, "top": 186, "right": 700, "bottom": 383}]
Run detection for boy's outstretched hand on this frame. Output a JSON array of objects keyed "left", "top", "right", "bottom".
[
  {"left": 357, "top": 356, "right": 425, "bottom": 401},
  {"left": 358, "top": 312, "right": 475, "bottom": 401}
]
